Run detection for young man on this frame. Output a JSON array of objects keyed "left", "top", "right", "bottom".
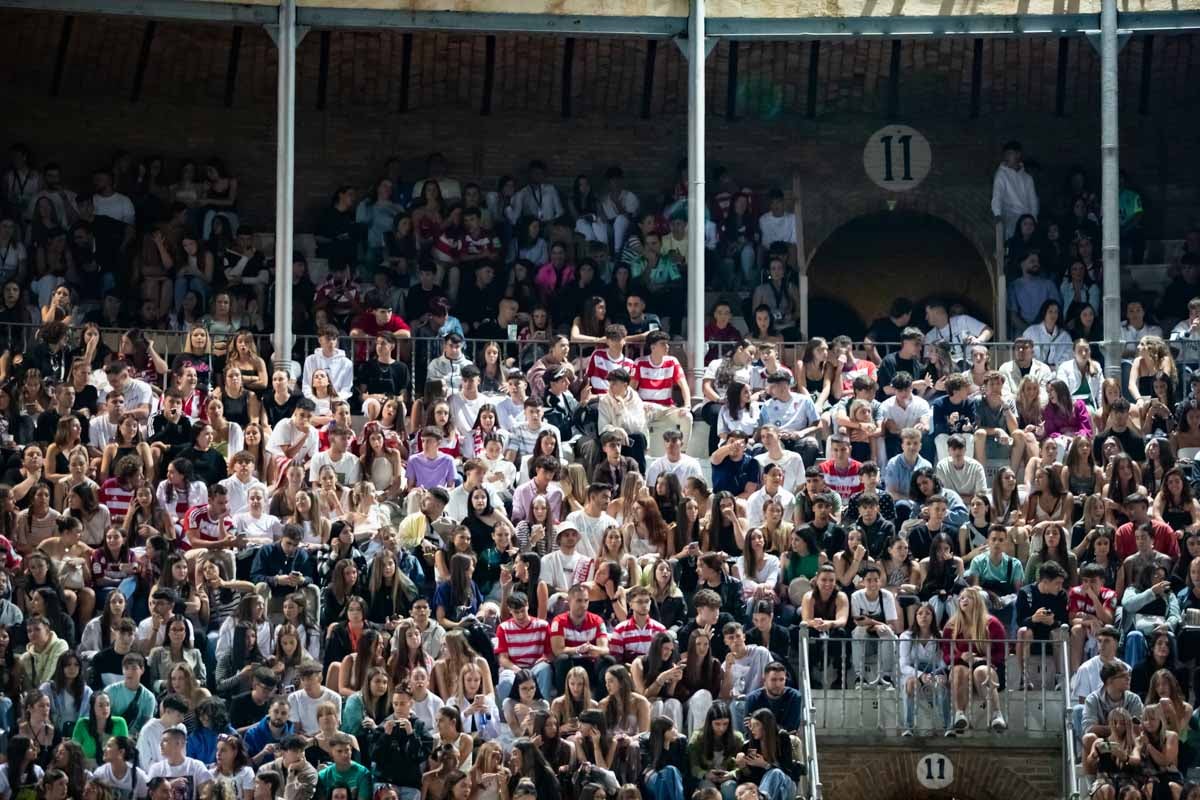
[
  {"left": 744, "top": 662, "right": 804, "bottom": 732},
  {"left": 539, "top": 524, "right": 586, "bottom": 603},
  {"left": 875, "top": 329, "right": 931, "bottom": 399},
  {"left": 583, "top": 324, "right": 637, "bottom": 399},
  {"left": 1069, "top": 627, "right": 1128, "bottom": 748},
  {"left": 494, "top": 591, "right": 554, "bottom": 700},
  {"left": 219, "top": 451, "right": 267, "bottom": 516},
  {"left": 591, "top": 431, "right": 639, "bottom": 493},
  {"left": 1114, "top": 494, "right": 1179, "bottom": 562},
  {"left": 136, "top": 589, "right": 194, "bottom": 654},
  {"left": 405, "top": 427, "right": 457, "bottom": 490},
  {"left": 632, "top": 330, "right": 693, "bottom": 443},
  {"left": 931, "top": 374, "right": 976, "bottom": 443},
  {"left": 972, "top": 369, "right": 1026, "bottom": 469},
  {"left": 677, "top": 589, "right": 737, "bottom": 664},
  {"left": 609, "top": 586, "right": 667, "bottom": 665},
  {"left": 181, "top": 483, "right": 237, "bottom": 577},
  {"left": 426, "top": 332, "right": 472, "bottom": 392},
  {"left": 548, "top": 584, "right": 613, "bottom": 695},
  {"left": 445, "top": 459, "right": 504, "bottom": 526},
  {"left": 850, "top": 493, "right": 895, "bottom": 560},
  {"left": 710, "top": 431, "right": 761, "bottom": 499},
  {"left": 287, "top": 663, "right": 342, "bottom": 735},
  {"left": 138, "top": 694, "right": 189, "bottom": 769},
  {"left": 1068, "top": 563, "right": 1117, "bottom": 675},
  {"left": 88, "top": 389, "right": 127, "bottom": 453},
  {"left": 1015, "top": 560, "right": 1069, "bottom": 688},
  {"left": 395, "top": 488, "right": 449, "bottom": 552},
  {"left": 308, "top": 424, "right": 361, "bottom": 487},
  {"left": 496, "top": 370, "right": 529, "bottom": 433},
  {"left": 511, "top": 456, "right": 564, "bottom": 524},
  {"left": 1120, "top": 298, "right": 1162, "bottom": 357},
  {"left": 596, "top": 368, "right": 648, "bottom": 469},
  {"left": 965, "top": 524, "right": 1026, "bottom": 633},
  {"left": 504, "top": 398, "right": 560, "bottom": 463},
  {"left": 849, "top": 565, "right": 900, "bottom": 688},
  {"left": 103, "top": 362, "right": 153, "bottom": 422},
  {"left": 91, "top": 618, "right": 138, "bottom": 690},
  {"left": 149, "top": 389, "right": 193, "bottom": 464},
  {"left": 409, "top": 597, "right": 446, "bottom": 661},
  {"left": 935, "top": 434, "right": 987, "bottom": 501},
  {"left": 720, "top": 622, "right": 773, "bottom": 732},
  {"left": 923, "top": 300, "right": 992, "bottom": 366},
  {"left": 366, "top": 683, "right": 435, "bottom": 800},
  {"left": 645, "top": 429, "right": 703, "bottom": 486},
  {"left": 745, "top": 463, "right": 796, "bottom": 529},
  {"left": 104, "top": 652, "right": 156, "bottom": 737},
  {"left": 904, "top": 494, "right": 952, "bottom": 562},
  {"left": 878, "top": 373, "right": 932, "bottom": 460},
  {"left": 1095, "top": 399, "right": 1147, "bottom": 463},
  {"left": 229, "top": 669, "right": 279, "bottom": 732},
  {"left": 257, "top": 735, "right": 317, "bottom": 800},
  {"left": 1081, "top": 662, "right": 1144, "bottom": 756},
  {"left": 315, "top": 733, "right": 372, "bottom": 800},
  {"left": 564, "top": 483, "right": 617, "bottom": 559},
  {"left": 757, "top": 188, "right": 798, "bottom": 266},
  {"left": 407, "top": 666, "right": 444, "bottom": 729},
  {"left": 1118, "top": 520, "right": 1175, "bottom": 592},
  {"left": 146, "top": 726, "right": 212, "bottom": 800},
  {"left": 265, "top": 399, "right": 319, "bottom": 468},
  {"left": 864, "top": 298, "right": 914, "bottom": 362},
  {"left": 818, "top": 433, "right": 863, "bottom": 504},
  {"left": 882, "top": 428, "right": 931, "bottom": 502},
  {"left": 754, "top": 425, "right": 805, "bottom": 495},
  {"left": 302, "top": 325, "right": 354, "bottom": 401},
  {"left": 798, "top": 491, "right": 847, "bottom": 559},
  {"left": 244, "top": 695, "right": 297, "bottom": 762},
  {"left": 757, "top": 372, "right": 820, "bottom": 465}
]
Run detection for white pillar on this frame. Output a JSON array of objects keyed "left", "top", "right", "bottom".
[
  {"left": 1100, "top": 0, "right": 1122, "bottom": 376},
  {"left": 687, "top": 0, "right": 706, "bottom": 396},
  {"left": 272, "top": 0, "right": 298, "bottom": 371}
]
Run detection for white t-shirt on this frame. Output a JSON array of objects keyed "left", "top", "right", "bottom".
[
  {"left": 137, "top": 719, "right": 168, "bottom": 770},
  {"left": 745, "top": 487, "right": 796, "bottom": 528},
  {"left": 645, "top": 454, "right": 704, "bottom": 487},
  {"left": 540, "top": 550, "right": 585, "bottom": 593},
  {"left": 145, "top": 758, "right": 212, "bottom": 800},
  {"left": 266, "top": 420, "right": 319, "bottom": 464},
  {"left": 729, "top": 645, "right": 773, "bottom": 697},
  {"left": 216, "top": 766, "right": 254, "bottom": 798},
  {"left": 288, "top": 688, "right": 342, "bottom": 734},
  {"left": 308, "top": 448, "right": 361, "bottom": 486},
  {"left": 93, "top": 763, "right": 149, "bottom": 800},
  {"left": 217, "top": 476, "right": 267, "bottom": 516},
  {"left": 924, "top": 314, "right": 988, "bottom": 362},
  {"left": 0, "top": 763, "right": 44, "bottom": 800},
  {"left": 755, "top": 450, "right": 805, "bottom": 493},
  {"left": 232, "top": 511, "right": 282, "bottom": 541},
  {"left": 758, "top": 211, "right": 798, "bottom": 246},
  {"left": 850, "top": 589, "right": 899, "bottom": 624},
  {"left": 564, "top": 509, "right": 618, "bottom": 558},
  {"left": 411, "top": 692, "right": 446, "bottom": 730},
  {"left": 93, "top": 192, "right": 135, "bottom": 225}
]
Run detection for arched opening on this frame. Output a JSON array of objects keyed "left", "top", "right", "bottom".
[{"left": 807, "top": 212, "right": 994, "bottom": 338}]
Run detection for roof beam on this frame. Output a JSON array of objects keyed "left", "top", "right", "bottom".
[
  {"left": 0, "top": 0, "right": 277, "bottom": 24},
  {"left": 296, "top": 7, "right": 684, "bottom": 36}
]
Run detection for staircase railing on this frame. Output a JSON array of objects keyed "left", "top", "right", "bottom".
[
  {"left": 797, "top": 628, "right": 822, "bottom": 800},
  {"left": 1060, "top": 624, "right": 1081, "bottom": 800}
]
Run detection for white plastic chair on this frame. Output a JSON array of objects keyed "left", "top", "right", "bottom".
[{"left": 1179, "top": 447, "right": 1200, "bottom": 462}]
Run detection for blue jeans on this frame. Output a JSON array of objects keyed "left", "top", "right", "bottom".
[
  {"left": 730, "top": 699, "right": 748, "bottom": 737},
  {"left": 496, "top": 662, "right": 555, "bottom": 705},
  {"left": 645, "top": 766, "right": 685, "bottom": 800},
  {"left": 1123, "top": 630, "right": 1149, "bottom": 666},
  {"left": 759, "top": 769, "right": 796, "bottom": 800},
  {"left": 902, "top": 675, "right": 950, "bottom": 731}
]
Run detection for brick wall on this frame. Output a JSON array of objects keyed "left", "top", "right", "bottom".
[
  {"left": 2, "top": 9, "right": 1198, "bottom": 322},
  {"left": 817, "top": 740, "right": 1062, "bottom": 800}
]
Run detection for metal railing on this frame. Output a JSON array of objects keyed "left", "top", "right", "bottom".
[
  {"left": 799, "top": 628, "right": 1069, "bottom": 740},
  {"left": 1060, "top": 624, "right": 1081, "bottom": 800},
  {"left": 797, "top": 627, "right": 823, "bottom": 800}
]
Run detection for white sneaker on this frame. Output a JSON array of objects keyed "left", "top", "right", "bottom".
[
  {"left": 990, "top": 712, "right": 1007, "bottom": 733},
  {"left": 953, "top": 711, "right": 969, "bottom": 731}
]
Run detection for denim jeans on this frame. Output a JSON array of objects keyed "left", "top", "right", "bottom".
[
  {"left": 902, "top": 675, "right": 950, "bottom": 731},
  {"left": 759, "top": 768, "right": 797, "bottom": 800},
  {"left": 645, "top": 766, "right": 685, "bottom": 800},
  {"left": 497, "top": 662, "right": 555, "bottom": 704}
]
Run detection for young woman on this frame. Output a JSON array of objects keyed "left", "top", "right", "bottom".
[
  {"left": 1103, "top": 454, "right": 1146, "bottom": 529},
  {"left": 1056, "top": 338, "right": 1103, "bottom": 408},
  {"left": 1144, "top": 436, "right": 1177, "bottom": 499},
  {"left": 93, "top": 736, "right": 147, "bottom": 800},
  {"left": 387, "top": 620, "right": 433, "bottom": 688},
  {"left": 304, "top": 701, "right": 360, "bottom": 770},
  {"left": 917, "top": 533, "right": 963, "bottom": 626},
  {"left": 359, "top": 427, "right": 404, "bottom": 500},
  {"left": 585, "top": 558, "right": 630, "bottom": 625},
  {"left": 340, "top": 666, "right": 392, "bottom": 739},
  {"left": 881, "top": 536, "right": 923, "bottom": 629},
  {"left": 1024, "top": 523, "right": 1078, "bottom": 585},
  {"left": 795, "top": 337, "right": 839, "bottom": 412},
  {"left": 260, "top": 369, "right": 299, "bottom": 430},
  {"left": 716, "top": 382, "right": 758, "bottom": 445},
  {"left": 336, "top": 628, "right": 388, "bottom": 699},
  {"left": 734, "top": 710, "right": 803, "bottom": 800},
  {"left": 1138, "top": 703, "right": 1184, "bottom": 800},
  {"left": 833, "top": 527, "right": 871, "bottom": 594},
  {"left": 434, "top": 553, "right": 484, "bottom": 630},
  {"left": 71, "top": 693, "right": 128, "bottom": 769},
  {"left": 645, "top": 557, "right": 687, "bottom": 630},
  {"left": 148, "top": 614, "right": 207, "bottom": 693},
  {"left": 448, "top": 662, "right": 502, "bottom": 745},
  {"left": 322, "top": 594, "right": 371, "bottom": 674},
  {"left": 1156, "top": 467, "right": 1200, "bottom": 536},
  {"left": 271, "top": 623, "right": 319, "bottom": 691},
  {"left": 1018, "top": 464, "right": 1073, "bottom": 560},
  {"left": 1043, "top": 379, "right": 1093, "bottom": 440},
  {"left": 1023, "top": 299, "right": 1072, "bottom": 367},
  {"left": 549, "top": 662, "right": 595, "bottom": 738},
  {"left": 215, "top": 622, "right": 267, "bottom": 699},
  {"left": 212, "top": 734, "right": 255, "bottom": 800},
  {"left": 899, "top": 602, "right": 949, "bottom": 736},
  {"left": 500, "top": 669, "right": 549, "bottom": 747},
  {"left": 432, "top": 630, "right": 494, "bottom": 701},
  {"left": 303, "top": 369, "right": 337, "bottom": 428},
  {"left": 1129, "top": 336, "right": 1178, "bottom": 406},
  {"left": 42, "top": 653, "right": 91, "bottom": 734},
  {"left": 1083, "top": 707, "right": 1142, "bottom": 800},
  {"left": 570, "top": 709, "right": 619, "bottom": 792},
  {"left": 631, "top": 632, "right": 685, "bottom": 732},
  {"left": 942, "top": 586, "right": 1007, "bottom": 734},
  {"left": 599, "top": 664, "right": 650, "bottom": 737},
  {"left": 16, "top": 690, "right": 61, "bottom": 767},
  {"left": 733, "top": 528, "right": 780, "bottom": 611}
]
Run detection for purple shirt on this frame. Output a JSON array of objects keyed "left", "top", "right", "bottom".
[
  {"left": 406, "top": 452, "right": 457, "bottom": 489},
  {"left": 1043, "top": 398, "right": 1093, "bottom": 439}
]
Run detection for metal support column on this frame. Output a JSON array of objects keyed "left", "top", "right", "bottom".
[
  {"left": 1099, "top": 0, "right": 1122, "bottom": 376},
  {"left": 270, "top": 0, "right": 302, "bottom": 373},
  {"left": 686, "top": 0, "right": 707, "bottom": 395}
]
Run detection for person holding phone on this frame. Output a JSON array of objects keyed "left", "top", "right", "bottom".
[{"left": 365, "top": 683, "right": 434, "bottom": 799}]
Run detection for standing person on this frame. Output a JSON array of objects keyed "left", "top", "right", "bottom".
[{"left": 991, "top": 140, "right": 1039, "bottom": 239}]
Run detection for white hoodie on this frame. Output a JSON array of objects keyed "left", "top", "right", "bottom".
[
  {"left": 991, "top": 163, "right": 1039, "bottom": 230},
  {"left": 302, "top": 346, "right": 354, "bottom": 400}
]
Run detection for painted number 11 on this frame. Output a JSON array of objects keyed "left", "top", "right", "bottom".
[
  {"left": 879, "top": 134, "right": 914, "bottom": 182},
  {"left": 922, "top": 756, "right": 947, "bottom": 782}
]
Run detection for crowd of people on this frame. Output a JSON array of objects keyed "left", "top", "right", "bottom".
[{"left": 0, "top": 139, "right": 1199, "bottom": 800}]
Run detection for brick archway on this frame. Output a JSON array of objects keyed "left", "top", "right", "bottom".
[
  {"left": 802, "top": 187, "right": 998, "bottom": 287},
  {"left": 818, "top": 745, "right": 1059, "bottom": 800}
]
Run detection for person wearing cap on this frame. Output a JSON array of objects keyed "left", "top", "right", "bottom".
[
  {"left": 396, "top": 484, "right": 450, "bottom": 553},
  {"left": 527, "top": 335, "right": 573, "bottom": 405},
  {"left": 426, "top": 332, "right": 472, "bottom": 392},
  {"left": 1117, "top": 490, "right": 1178, "bottom": 560},
  {"left": 543, "top": 366, "right": 584, "bottom": 456},
  {"left": 710, "top": 431, "right": 761, "bottom": 500}
]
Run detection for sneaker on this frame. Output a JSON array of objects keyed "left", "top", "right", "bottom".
[
  {"left": 878, "top": 675, "right": 895, "bottom": 690},
  {"left": 901, "top": 729, "right": 913, "bottom": 737},
  {"left": 944, "top": 728, "right": 956, "bottom": 738},
  {"left": 854, "top": 674, "right": 867, "bottom": 689},
  {"left": 953, "top": 711, "right": 969, "bottom": 732},
  {"left": 990, "top": 712, "right": 1007, "bottom": 733}
]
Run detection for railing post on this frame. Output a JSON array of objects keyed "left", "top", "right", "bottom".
[
  {"left": 995, "top": 219, "right": 1008, "bottom": 341},
  {"left": 797, "top": 626, "right": 822, "bottom": 800},
  {"left": 1059, "top": 624, "right": 1079, "bottom": 800}
]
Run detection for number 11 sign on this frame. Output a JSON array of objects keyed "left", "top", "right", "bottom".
[{"left": 863, "top": 125, "right": 932, "bottom": 192}]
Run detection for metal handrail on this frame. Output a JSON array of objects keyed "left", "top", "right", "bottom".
[
  {"left": 1060, "top": 623, "right": 1081, "bottom": 800},
  {"left": 797, "top": 627, "right": 823, "bottom": 800}
]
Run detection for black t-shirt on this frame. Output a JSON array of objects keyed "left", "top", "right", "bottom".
[
  {"left": 229, "top": 690, "right": 270, "bottom": 730},
  {"left": 875, "top": 353, "right": 932, "bottom": 400},
  {"left": 261, "top": 392, "right": 301, "bottom": 428},
  {"left": 866, "top": 318, "right": 905, "bottom": 356},
  {"left": 357, "top": 359, "right": 411, "bottom": 398},
  {"left": 405, "top": 285, "right": 447, "bottom": 323},
  {"left": 1095, "top": 426, "right": 1146, "bottom": 463},
  {"left": 1, "top": 468, "right": 54, "bottom": 510}
]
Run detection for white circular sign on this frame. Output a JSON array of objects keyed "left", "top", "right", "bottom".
[
  {"left": 863, "top": 125, "right": 932, "bottom": 192},
  {"left": 915, "top": 753, "right": 954, "bottom": 789}
]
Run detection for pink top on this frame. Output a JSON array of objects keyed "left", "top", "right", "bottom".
[
  {"left": 534, "top": 261, "right": 576, "bottom": 304},
  {"left": 1042, "top": 398, "right": 1093, "bottom": 439}
]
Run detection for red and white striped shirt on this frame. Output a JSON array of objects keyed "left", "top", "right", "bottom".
[
  {"left": 585, "top": 349, "right": 636, "bottom": 396},
  {"left": 633, "top": 355, "right": 685, "bottom": 406},
  {"left": 183, "top": 504, "right": 233, "bottom": 544},
  {"left": 819, "top": 459, "right": 864, "bottom": 502},
  {"left": 548, "top": 611, "right": 608, "bottom": 649},
  {"left": 99, "top": 478, "right": 135, "bottom": 525},
  {"left": 495, "top": 617, "right": 551, "bottom": 668},
  {"left": 609, "top": 616, "right": 667, "bottom": 663}
]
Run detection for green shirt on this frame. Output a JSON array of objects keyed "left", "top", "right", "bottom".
[
  {"left": 104, "top": 681, "right": 156, "bottom": 738},
  {"left": 317, "top": 761, "right": 372, "bottom": 800},
  {"left": 1119, "top": 188, "right": 1143, "bottom": 228},
  {"left": 966, "top": 552, "right": 1025, "bottom": 587},
  {"left": 71, "top": 715, "right": 129, "bottom": 763}
]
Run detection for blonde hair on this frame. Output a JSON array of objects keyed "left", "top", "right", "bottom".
[{"left": 946, "top": 586, "right": 990, "bottom": 646}]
